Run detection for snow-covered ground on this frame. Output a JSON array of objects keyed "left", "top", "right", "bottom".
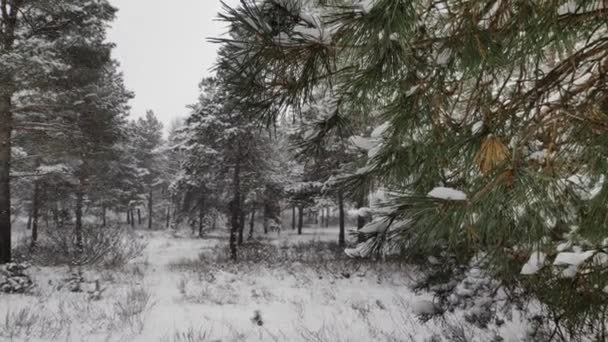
[{"left": 1, "top": 224, "right": 530, "bottom": 341}]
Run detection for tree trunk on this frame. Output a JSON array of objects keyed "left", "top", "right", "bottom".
[
  {"left": 238, "top": 209, "right": 245, "bottom": 245},
  {"left": 325, "top": 207, "right": 330, "bottom": 228},
  {"left": 126, "top": 210, "right": 131, "bottom": 225},
  {"left": 26, "top": 209, "right": 32, "bottom": 230},
  {"left": 198, "top": 197, "right": 205, "bottom": 237},
  {"left": 0, "top": 3, "right": 18, "bottom": 263},
  {"left": 172, "top": 204, "right": 178, "bottom": 226},
  {"left": 263, "top": 203, "right": 269, "bottom": 234},
  {"left": 356, "top": 194, "right": 366, "bottom": 243},
  {"left": 75, "top": 170, "right": 86, "bottom": 254},
  {"left": 298, "top": 205, "right": 304, "bottom": 235},
  {"left": 248, "top": 209, "right": 256, "bottom": 240},
  {"left": 165, "top": 206, "right": 170, "bottom": 228},
  {"left": 137, "top": 208, "right": 142, "bottom": 225},
  {"left": 338, "top": 192, "right": 345, "bottom": 247},
  {"left": 229, "top": 158, "right": 241, "bottom": 261},
  {"left": 130, "top": 209, "right": 135, "bottom": 228},
  {"left": 101, "top": 205, "right": 106, "bottom": 227},
  {"left": 319, "top": 206, "right": 324, "bottom": 228},
  {"left": 148, "top": 190, "right": 153, "bottom": 230},
  {"left": 0, "top": 90, "right": 13, "bottom": 263},
  {"left": 31, "top": 180, "right": 40, "bottom": 248},
  {"left": 292, "top": 205, "right": 296, "bottom": 230}
]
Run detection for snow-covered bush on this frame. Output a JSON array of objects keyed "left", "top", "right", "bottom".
[
  {"left": 21, "top": 224, "right": 146, "bottom": 268},
  {"left": 410, "top": 254, "right": 519, "bottom": 329}
]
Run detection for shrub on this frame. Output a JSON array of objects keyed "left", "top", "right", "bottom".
[
  {"left": 113, "top": 286, "right": 154, "bottom": 333},
  {"left": 17, "top": 224, "right": 147, "bottom": 268}
]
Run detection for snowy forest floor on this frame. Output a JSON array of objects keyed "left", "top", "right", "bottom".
[{"left": 1, "top": 222, "right": 531, "bottom": 342}]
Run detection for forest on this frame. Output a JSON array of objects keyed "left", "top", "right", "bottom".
[{"left": 1, "top": 0, "right": 607, "bottom": 341}]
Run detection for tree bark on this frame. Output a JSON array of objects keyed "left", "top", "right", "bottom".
[
  {"left": 229, "top": 157, "right": 241, "bottom": 261},
  {"left": 263, "top": 203, "right": 269, "bottom": 234},
  {"left": 165, "top": 206, "right": 170, "bottom": 228},
  {"left": 298, "top": 205, "right": 304, "bottom": 235},
  {"left": 101, "top": 205, "right": 106, "bottom": 227},
  {"left": 130, "top": 209, "right": 135, "bottom": 228},
  {"left": 45, "top": 209, "right": 50, "bottom": 229},
  {"left": 0, "top": 87, "right": 13, "bottom": 263},
  {"left": 26, "top": 209, "right": 32, "bottom": 230},
  {"left": 148, "top": 190, "right": 153, "bottom": 229},
  {"left": 75, "top": 169, "right": 86, "bottom": 254},
  {"left": 356, "top": 194, "right": 366, "bottom": 243},
  {"left": 338, "top": 192, "right": 345, "bottom": 247},
  {"left": 319, "top": 206, "right": 324, "bottom": 228},
  {"left": 248, "top": 209, "right": 256, "bottom": 240},
  {"left": 198, "top": 196, "right": 205, "bottom": 237},
  {"left": 31, "top": 180, "right": 40, "bottom": 248},
  {"left": 292, "top": 205, "right": 296, "bottom": 230},
  {"left": 238, "top": 209, "right": 245, "bottom": 245},
  {"left": 137, "top": 208, "right": 142, "bottom": 225},
  {"left": 0, "top": 0, "right": 19, "bottom": 264}
]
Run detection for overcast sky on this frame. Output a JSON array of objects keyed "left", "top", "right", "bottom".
[{"left": 107, "top": 0, "right": 239, "bottom": 130}]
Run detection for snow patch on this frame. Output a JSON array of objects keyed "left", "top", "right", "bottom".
[
  {"left": 350, "top": 135, "right": 376, "bottom": 151},
  {"left": 472, "top": 121, "right": 483, "bottom": 134},
  {"left": 428, "top": 187, "right": 467, "bottom": 201},
  {"left": 554, "top": 250, "right": 595, "bottom": 267},
  {"left": 520, "top": 252, "right": 546, "bottom": 275},
  {"left": 347, "top": 207, "right": 372, "bottom": 218},
  {"left": 556, "top": 242, "right": 571, "bottom": 252},
  {"left": 371, "top": 121, "right": 390, "bottom": 138},
  {"left": 360, "top": 219, "right": 389, "bottom": 234},
  {"left": 358, "top": 0, "right": 376, "bottom": 14}
]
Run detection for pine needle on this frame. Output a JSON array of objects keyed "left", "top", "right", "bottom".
[{"left": 474, "top": 136, "right": 510, "bottom": 174}]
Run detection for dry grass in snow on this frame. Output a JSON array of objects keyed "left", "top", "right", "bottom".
[{"left": 1, "top": 225, "right": 532, "bottom": 341}]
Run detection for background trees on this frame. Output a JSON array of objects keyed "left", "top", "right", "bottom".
[
  {"left": 175, "top": 75, "right": 284, "bottom": 259},
  {"left": 131, "top": 111, "right": 165, "bottom": 230}
]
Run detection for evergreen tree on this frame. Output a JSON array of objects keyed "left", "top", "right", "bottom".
[
  {"left": 1, "top": 0, "right": 119, "bottom": 262},
  {"left": 216, "top": 0, "right": 608, "bottom": 333},
  {"left": 132, "top": 111, "right": 165, "bottom": 230},
  {"left": 175, "top": 78, "right": 227, "bottom": 234},
  {"left": 178, "top": 74, "right": 279, "bottom": 259}
]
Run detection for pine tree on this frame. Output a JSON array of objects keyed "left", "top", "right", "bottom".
[
  {"left": 216, "top": 0, "right": 608, "bottom": 334},
  {"left": 1, "top": 0, "right": 119, "bottom": 263},
  {"left": 175, "top": 78, "right": 227, "bottom": 234},
  {"left": 132, "top": 111, "right": 165, "bottom": 230},
  {"left": 178, "top": 74, "right": 279, "bottom": 259}
]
